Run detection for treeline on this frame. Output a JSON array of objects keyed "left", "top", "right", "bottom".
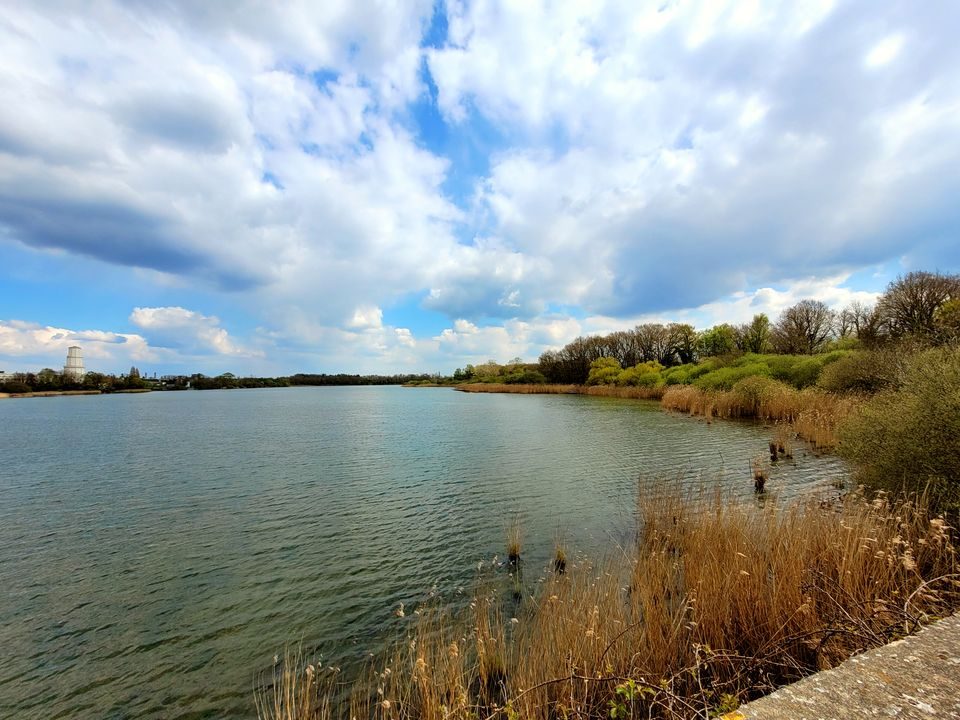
[
  {"left": 534, "top": 271, "right": 960, "bottom": 385},
  {"left": 2, "top": 369, "right": 435, "bottom": 394},
  {"left": 0, "top": 368, "right": 148, "bottom": 394},
  {"left": 288, "top": 373, "right": 432, "bottom": 386}
]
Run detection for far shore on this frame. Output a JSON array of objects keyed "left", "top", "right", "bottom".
[
  {"left": 1, "top": 389, "right": 103, "bottom": 399},
  {"left": 0, "top": 388, "right": 158, "bottom": 399}
]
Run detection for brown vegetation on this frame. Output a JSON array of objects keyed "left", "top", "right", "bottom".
[
  {"left": 258, "top": 486, "right": 958, "bottom": 720},
  {"left": 661, "top": 378, "right": 858, "bottom": 450},
  {"left": 456, "top": 383, "right": 666, "bottom": 400}
]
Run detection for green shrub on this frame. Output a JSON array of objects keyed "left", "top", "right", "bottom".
[
  {"left": 839, "top": 347, "right": 960, "bottom": 509},
  {"left": 662, "top": 363, "right": 702, "bottom": 385},
  {"left": 694, "top": 362, "right": 770, "bottom": 391},
  {"left": 817, "top": 348, "right": 907, "bottom": 394},
  {"left": 586, "top": 357, "right": 622, "bottom": 385},
  {"left": 504, "top": 369, "right": 547, "bottom": 384},
  {"left": 617, "top": 361, "right": 663, "bottom": 387}
]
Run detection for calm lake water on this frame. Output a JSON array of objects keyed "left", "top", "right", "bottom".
[{"left": 0, "top": 387, "right": 847, "bottom": 718}]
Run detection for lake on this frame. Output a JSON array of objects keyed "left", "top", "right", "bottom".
[{"left": 0, "top": 387, "right": 847, "bottom": 718}]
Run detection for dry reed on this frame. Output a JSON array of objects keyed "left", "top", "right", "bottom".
[
  {"left": 661, "top": 383, "right": 859, "bottom": 450},
  {"left": 258, "top": 486, "right": 958, "bottom": 720}
]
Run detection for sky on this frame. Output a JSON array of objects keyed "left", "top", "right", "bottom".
[{"left": 1, "top": 0, "right": 958, "bottom": 376}]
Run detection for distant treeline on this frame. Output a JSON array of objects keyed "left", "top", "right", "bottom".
[
  {"left": 288, "top": 373, "right": 432, "bottom": 386},
  {"left": 1, "top": 368, "right": 435, "bottom": 394},
  {"left": 451, "top": 270, "right": 960, "bottom": 386}
]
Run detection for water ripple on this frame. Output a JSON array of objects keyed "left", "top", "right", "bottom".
[{"left": 0, "top": 387, "right": 847, "bottom": 718}]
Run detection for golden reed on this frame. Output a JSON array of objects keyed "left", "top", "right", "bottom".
[{"left": 258, "top": 486, "right": 957, "bottom": 720}]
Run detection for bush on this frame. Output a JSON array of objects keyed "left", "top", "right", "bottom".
[
  {"left": 1, "top": 381, "right": 32, "bottom": 394},
  {"left": 817, "top": 348, "right": 907, "bottom": 394},
  {"left": 504, "top": 369, "right": 547, "bottom": 384},
  {"left": 586, "top": 358, "right": 622, "bottom": 386},
  {"left": 694, "top": 362, "right": 770, "bottom": 391},
  {"left": 617, "top": 361, "right": 663, "bottom": 387},
  {"left": 839, "top": 347, "right": 960, "bottom": 509},
  {"left": 729, "top": 375, "right": 783, "bottom": 415}
]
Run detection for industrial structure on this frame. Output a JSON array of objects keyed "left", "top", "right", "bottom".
[{"left": 63, "top": 346, "right": 86, "bottom": 380}]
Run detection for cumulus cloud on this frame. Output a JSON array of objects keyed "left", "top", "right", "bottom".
[
  {"left": 427, "top": 0, "right": 960, "bottom": 317},
  {"left": 0, "top": 319, "right": 155, "bottom": 370},
  {"left": 129, "top": 306, "right": 258, "bottom": 357}
]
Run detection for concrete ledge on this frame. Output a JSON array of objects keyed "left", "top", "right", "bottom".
[{"left": 723, "top": 614, "right": 960, "bottom": 719}]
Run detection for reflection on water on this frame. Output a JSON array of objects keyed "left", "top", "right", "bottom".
[{"left": 0, "top": 387, "right": 847, "bottom": 718}]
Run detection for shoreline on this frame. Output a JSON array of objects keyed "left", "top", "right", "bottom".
[
  {"left": 454, "top": 381, "right": 855, "bottom": 450},
  {"left": 0, "top": 389, "right": 104, "bottom": 399}
]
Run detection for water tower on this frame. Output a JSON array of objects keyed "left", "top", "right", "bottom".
[{"left": 63, "top": 346, "right": 86, "bottom": 380}]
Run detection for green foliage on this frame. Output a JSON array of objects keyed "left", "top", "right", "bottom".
[
  {"left": 935, "top": 298, "right": 960, "bottom": 343},
  {"left": 616, "top": 361, "right": 664, "bottom": 387},
  {"left": 698, "top": 324, "right": 737, "bottom": 357},
  {"left": 710, "top": 694, "right": 740, "bottom": 718},
  {"left": 817, "top": 348, "right": 907, "bottom": 393},
  {"left": 662, "top": 362, "right": 711, "bottom": 385},
  {"left": 503, "top": 369, "right": 547, "bottom": 384},
  {"left": 839, "top": 347, "right": 960, "bottom": 509},
  {"left": 694, "top": 362, "right": 770, "bottom": 391},
  {"left": 586, "top": 357, "right": 622, "bottom": 385},
  {"left": 608, "top": 679, "right": 653, "bottom": 719}
]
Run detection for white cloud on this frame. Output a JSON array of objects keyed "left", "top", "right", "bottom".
[
  {"left": 865, "top": 34, "right": 904, "bottom": 69},
  {"left": 129, "top": 306, "right": 258, "bottom": 357},
  {"left": 346, "top": 305, "right": 384, "bottom": 330},
  {"left": 1, "top": 1, "right": 958, "bottom": 375},
  {"left": 0, "top": 319, "right": 156, "bottom": 371}
]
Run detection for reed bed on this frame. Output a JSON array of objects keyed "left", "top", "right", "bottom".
[
  {"left": 258, "top": 487, "right": 958, "bottom": 720},
  {"left": 661, "top": 381, "right": 859, "bottom": 450},
  {"left": 456, "top": 384, "right": 666, "bottom": 400}
]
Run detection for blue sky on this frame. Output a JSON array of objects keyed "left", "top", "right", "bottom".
[{"left": 1, "top": 0, "right": 958, "bottom": 375}]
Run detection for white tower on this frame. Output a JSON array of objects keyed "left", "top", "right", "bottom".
[{"left": 64, "top": 346, "right": 86, "bottom": 380}]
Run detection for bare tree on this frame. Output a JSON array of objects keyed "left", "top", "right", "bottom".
[
  {"left": 772, "top": 300, "right": 836, "bottom": 354},
  {"left": 635, "top": 323, "right": 674, "bottom": 364},
  {"left": 839, "top": 301, "right": 885, "bottom": 346},
  {"left": 878, "top": 271, "right": 960, "bottom": 339}
]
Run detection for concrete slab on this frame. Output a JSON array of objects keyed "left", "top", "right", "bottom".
[{"left": 723, "top": 614, "right": 960, "bottom": 720}]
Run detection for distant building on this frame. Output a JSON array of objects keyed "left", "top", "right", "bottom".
[
  {"left": 63, "top": 346, "right": 86, "bottom": 380},
  {"left": 0, "top": 370, "right": 14, "bottom": 382}
]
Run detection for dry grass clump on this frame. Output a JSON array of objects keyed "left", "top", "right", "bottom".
[
  {"left": 456, "top": 384, "right": 665, "bottom": 400},
  {"left": 662, "top": 378, "right": 859, "bottom": 450},
  {"left": 258, "top": 487, "right": 958, "bottom": 720},
  {"left": 505, "top": 515, "right": 523, "bottom": 564}
]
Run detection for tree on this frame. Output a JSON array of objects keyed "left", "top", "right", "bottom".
[
  {"left": 635, "top": 324, "right": 674, "bottom": 364},
  {"left": 840, "top": 301, "right": 884, "bottom": 347},
  {"left": 772, "top": 300, "right": 836, "bottom": 354},
  {"left": 667, "top": 323, "right": 698, "bottom": 364},
  {"left": 740, "top": 313, "right": 771, "bottom": 354},
  {"left": 698, "top": 324, "right": 737, "bottom": 357},
  {"left": 878, "top": 271, "right": 960, "bottom": 340},
  {"left": 935, "top": 298, "right": 960, "bottom": 344}
]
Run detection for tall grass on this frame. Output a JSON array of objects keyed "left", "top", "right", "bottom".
[
  {"left": 661, "top": 377, "right": 858, "bottom": 450},
  {"left": 258, "top": 486, "right": 957, "bottom": 720}
]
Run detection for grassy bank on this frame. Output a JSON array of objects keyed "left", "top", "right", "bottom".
[{"left": 258, "top": 486, "right": 958, "bottom": 720}]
